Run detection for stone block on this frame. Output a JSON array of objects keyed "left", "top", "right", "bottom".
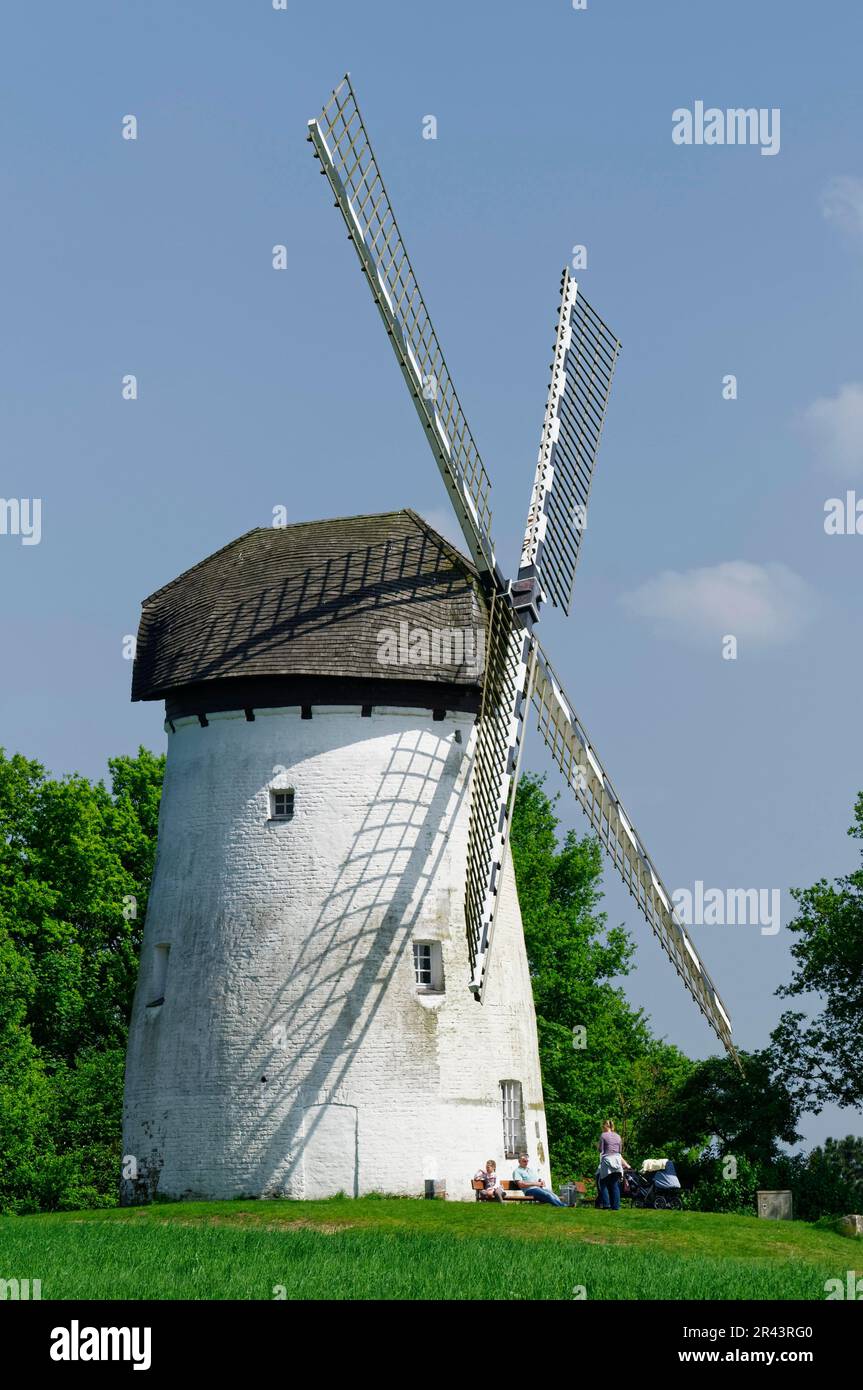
[
  {"left": 839, "top": 1214, "right": 863, "bottom": 1238},
  {"left": 756, "top": 1189, "right": 793, "bottom": 1220}
]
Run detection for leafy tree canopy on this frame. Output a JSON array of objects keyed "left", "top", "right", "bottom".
[
  {"left": 770, "top": 792, "right": 863, "bottom": 1111},
  {"left": 0, "top": 747, "right": 163, "bottom": 1212},
  {"left": 636, "top": 1049, "right": 802, "bottom": 1165}
]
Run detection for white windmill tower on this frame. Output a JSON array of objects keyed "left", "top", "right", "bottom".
[{"left": 121, "top": 76, "right": 735, "bottom": 1205}]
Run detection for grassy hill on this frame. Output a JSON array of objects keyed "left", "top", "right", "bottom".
[{"left": 2, "top": 1198, "right": 858, "bottom": 1300}]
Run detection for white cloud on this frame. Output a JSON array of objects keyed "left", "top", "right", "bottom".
[
  {"left": 620, "top": 561, "right": 815, "bottom": 649},
  {"left": 820, "top": 175, "right": 863, "bottom": 243},
  {"left": 801, "top": 382, "right": 863, "bottom": 478}
]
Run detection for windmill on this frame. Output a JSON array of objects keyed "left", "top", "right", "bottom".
[
  {"left": 308, "top": 75, "right": 735, "bottom": 1055},
  {"left": 121, "top": 76, "right": 735, "bottom": 1210}
]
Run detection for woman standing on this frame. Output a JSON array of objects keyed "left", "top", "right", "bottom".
[{"left": 597, "top": 1120, "right": 630, "bottom": 1210}]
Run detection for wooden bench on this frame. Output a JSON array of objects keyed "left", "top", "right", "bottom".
[
  {"left": 472, "top": 1178, "right": 533, "bottom": 1201},
  {"left": 472, "top": 1178, "right": 586, "bottom": 1203}
]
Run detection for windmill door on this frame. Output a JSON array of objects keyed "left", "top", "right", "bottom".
[{"left": 301, "top": 1104, "right": 358, "bottom": 1199}]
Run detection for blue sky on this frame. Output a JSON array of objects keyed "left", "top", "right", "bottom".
[{"left": 2, "top": 0, "right": 861, "bottom": 1148}]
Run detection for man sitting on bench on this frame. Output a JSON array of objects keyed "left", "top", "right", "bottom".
[{"left": 511, "top": 1153, "right": 565, "bottom": 1206}]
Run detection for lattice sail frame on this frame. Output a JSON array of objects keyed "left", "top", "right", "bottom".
[
  {"left": 307, "top": 75, "right": 735, "bottom": 1051},
  {"left": 464, "top": 595, "right": 535, "bottom": 1001},
  {"left": 520, "top": 271, "right": 620, "bottom": 614},
  {"left": 308, "top": 75, "right": 499, "bottom": 583},
  {"left": 531, "top": 642, "right": 736, "bottom": 1057}
]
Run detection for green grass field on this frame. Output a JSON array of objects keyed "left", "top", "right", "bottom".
[{"left": 1, "top": 1199, "right": 857, "bottom": 1300}]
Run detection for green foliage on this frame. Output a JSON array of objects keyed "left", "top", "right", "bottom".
[
  {"left": 770, "top": 793, "right": 863, "bottom": 1110},
  {"left": 0, "top": 932, "right": 53, "bottom": 1214},
  {"left": 789, "top": 1136, "right": 863, "bottom": 1221},
  {"left": 0, "top": 747, "right": 164, "bottom": 1213},
  {"left": 679, "top": 1137, "right": 863, "bottom": 1222},
  {"left": 636, "top": 1049, "right": 801, "bottom": 1166},
  {"left": 680, "top": 1154, "right": 764, "bottom": 1215}
]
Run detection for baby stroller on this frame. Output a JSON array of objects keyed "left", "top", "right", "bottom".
[{"left": 628, "top": 1159, "right": 682, "bottom": 1210}]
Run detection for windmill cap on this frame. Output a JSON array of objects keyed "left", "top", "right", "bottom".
[{"left": 131, "top": 509, "right": 487, "bottom": 712}]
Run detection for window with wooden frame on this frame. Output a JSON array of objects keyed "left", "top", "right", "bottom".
[
  {"left": 500, "top": 1079, "right": 526, "bottom": 1159},
  {"left": 270, "top": 788, "right": 295, "bottom": 821},
  {"left": 412, "top": 941, "right": 444, "bottom": 993}
]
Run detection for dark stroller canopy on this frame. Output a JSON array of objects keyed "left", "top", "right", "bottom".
[{"left": 653, "top": 1160, "right": 680, "bottom": 1191}]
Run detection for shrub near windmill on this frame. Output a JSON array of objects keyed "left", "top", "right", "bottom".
[{"left": 121, "top": 76, "right": 735, "bottom": 1205}]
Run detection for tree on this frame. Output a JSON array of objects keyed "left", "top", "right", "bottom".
[
  {"left": 624, "top": 1043, "right": 696, "bottom": 1159},
  {"left": 0, "top": 746, "right": 164, "bottom": 1212},
  {"left": 793, "top": 1136, "right": 863, "bottom": 1220},
  {"left": 0, "top": 926, "right": 52, "bottom": 1213},
  {"left": 637, "top": 1049, "right": 801, "bottom": 1167},
  {"left": 770, "top": 793, "right": 863, "bottom": 1111}
]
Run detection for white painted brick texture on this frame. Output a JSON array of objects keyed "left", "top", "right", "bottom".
[{"left": 122, "top": 706, "right": 549, "bottom": 1201}]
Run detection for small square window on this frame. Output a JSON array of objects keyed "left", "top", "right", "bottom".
[
  {"left": 270, "top": 788, "right": 295, "bottom": 820},
  {"left": 412, "top": 941, "right": 443, "bottom": 993}
]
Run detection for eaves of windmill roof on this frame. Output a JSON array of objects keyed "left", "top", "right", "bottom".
[{"left": 131, "top": 509, "right": 488, "bottom": 703}]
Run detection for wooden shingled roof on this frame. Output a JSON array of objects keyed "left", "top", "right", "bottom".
[{"left": 131, "top": 510, "right": 489, "bottom": 703}]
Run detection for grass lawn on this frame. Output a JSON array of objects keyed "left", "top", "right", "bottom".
[{"left": 1, "top": 1198, "right": 857, "bottom": 1300}]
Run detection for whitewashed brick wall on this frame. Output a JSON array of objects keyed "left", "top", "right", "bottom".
[{"left": 122, "top": 705, "right": 549, "bottom": 1202}]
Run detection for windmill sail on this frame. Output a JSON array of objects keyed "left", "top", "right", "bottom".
[
  {"left": 309, "top": 78, "right": 737, "bottom": 1050},
  {"left": 531, "top": 641, "right": 736, "bottom": 1057},
  {"left": 520, "top": 271, "right": 620, "bottom": 614},
  {"left": 464, "top": 595, "right": 535, "bottom": 1001},
  {"left": 308, "top": 75, "right": 500, "bottom": 586}
]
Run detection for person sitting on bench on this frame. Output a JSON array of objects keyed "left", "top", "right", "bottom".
[
  {"left": 473, "top": 1159, "right": 505, "bottom": 1202},
  {"left": 511, "top": 1153, "right": 565, "bottom": 1206}
]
